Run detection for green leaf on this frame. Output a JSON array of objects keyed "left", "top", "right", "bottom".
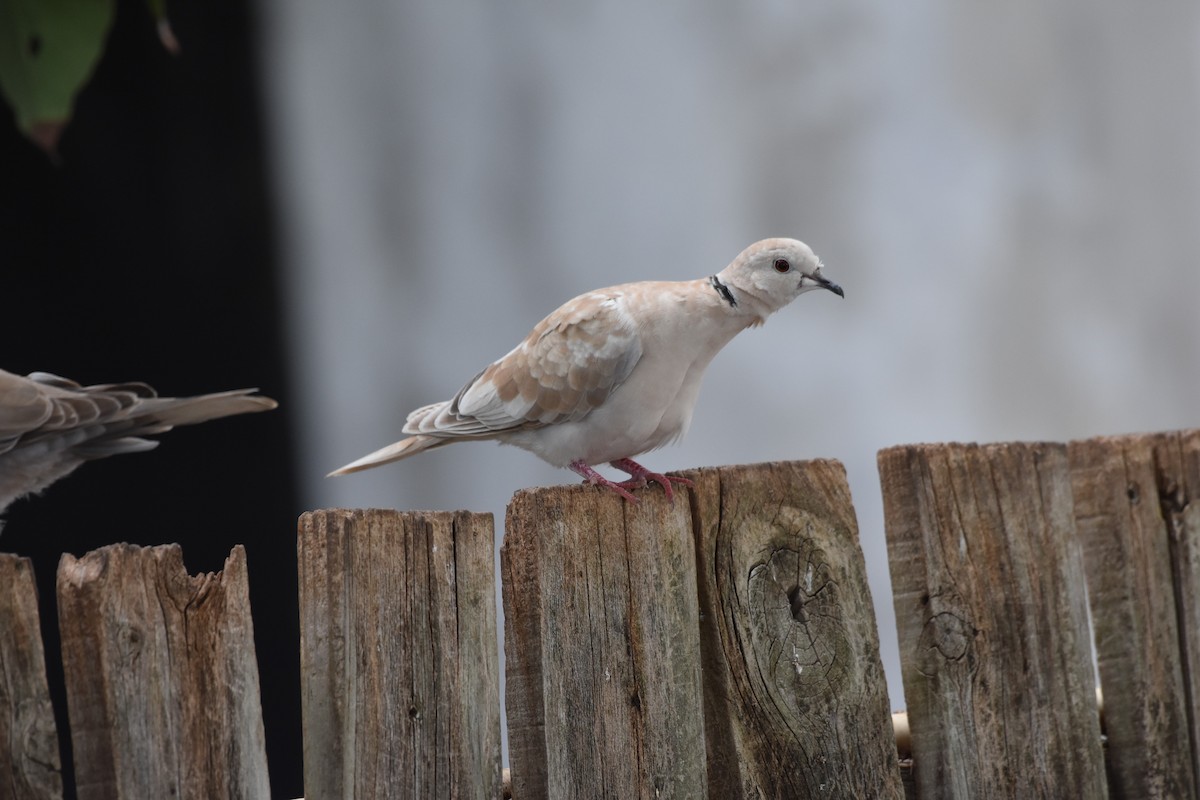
[{"left": 0, "top": 0, "right": 116, "bottom": 154}]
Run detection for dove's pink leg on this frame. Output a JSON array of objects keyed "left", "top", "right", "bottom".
[
  {"left": 569, "top": 459, "right": 640, "bottom": 502},
  {"left": 609, "top": 458, "right": 694, "bottom": 503}
]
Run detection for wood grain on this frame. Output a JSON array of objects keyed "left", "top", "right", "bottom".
[
  {"left": 297, "top": 508, "right": 503, "bottom": 800},
  {"left": 691, "top": 460, "right": 902, "bottom": 800},
  {"left": 0, "top": 554, "right": 62, "bottom": 800},
  {"left": 502, "top": 479, "right": 706, "bottom": 800},
  {"left": 56, "top": 544, "right": 269, "bottom": 800},
  {"left": 879, "top": 442, "right": 1106, "bottom": 799},
  {"left": 1069, "top": 429, "right": 1200, "bottom": 799}
]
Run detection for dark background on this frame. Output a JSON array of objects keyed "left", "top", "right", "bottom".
[{"left": 1, "top": 1, "right": 304, "bottom": 796}]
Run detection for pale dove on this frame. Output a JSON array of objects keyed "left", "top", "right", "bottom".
[
  {"left": 331, "top": 238, "right": 842, "bottom": 501},
  {"left": 0, "top": 369, "right": 277, "bottom": 515}
]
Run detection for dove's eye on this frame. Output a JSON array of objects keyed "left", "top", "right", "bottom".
[{"left": 773, "top": 259, "right": 791, "bottom": 273}]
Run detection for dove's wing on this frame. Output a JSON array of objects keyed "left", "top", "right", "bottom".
[
  {"left": 406, "top": 289, "right": 644, "bottom": 438},
  {"left": 0, "top": 371, "right": 58, "bottom": 449},
  {"left": 0, "top": 371, "right": 156, "bottom": 455}
]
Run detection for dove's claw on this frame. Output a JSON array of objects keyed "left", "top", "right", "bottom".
[
  {"left": 569, "top": 459, "right": 640, "bottom": 502},
  {"left": 610, "top": 458, "right": 693, "bottom": 503}
]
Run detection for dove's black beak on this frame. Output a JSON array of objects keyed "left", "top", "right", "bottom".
[{"left": 812, "top": 273, "right": 844, "bottom": 298}]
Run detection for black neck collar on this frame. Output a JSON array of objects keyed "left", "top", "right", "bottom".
[{"left": 709, "top": 275, "right": 737, "bottom": 308}]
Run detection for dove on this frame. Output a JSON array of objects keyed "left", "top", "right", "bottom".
[
  {"left": 331, "top": 237, "right": 842, "bottom": 501},
  {"left": 0, "top": 369, "right": 277, "bottom": 515}
]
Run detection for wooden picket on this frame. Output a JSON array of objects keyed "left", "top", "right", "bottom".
[
  {"left": 56, "top": 544, "right": 269, "bottom": 800},
  {"left": 1068, "top": 430, "right": 1200, "bottom": 799},
  {"left": 879, "top": 442, "right": 1106, "bottom": 798},
  {"left": 0, "top": 555, "right": 62, "bottom": 800},
  {"left": 296, "top": 508, "right": 503, "bottom": 799}
]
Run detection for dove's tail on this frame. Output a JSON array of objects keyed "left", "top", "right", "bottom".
[
  {"left": 327, "top": 435, "right": 445, "bottom": 476},
  {"left": 66, "top": 390, "right": 278, "bottom": 460}
]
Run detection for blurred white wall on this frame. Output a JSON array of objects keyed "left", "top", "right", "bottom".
[{"left": 260, "top": 0, "right": 1200, "bottom": 717}]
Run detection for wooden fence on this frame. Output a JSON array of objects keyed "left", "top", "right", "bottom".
[{"left": 1, "top": 429, "right": 1198, "bottom": 799}]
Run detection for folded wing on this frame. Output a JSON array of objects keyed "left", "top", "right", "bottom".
[{"left": 407, "top": 290, "right": 643, "bottom": 438}]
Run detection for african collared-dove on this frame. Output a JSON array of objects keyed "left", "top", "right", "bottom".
[
  {"left": 0, "top": 369, "right": 277, "bottom": 515},
  {"left": 331, "top": 238, "right": 842, "bottom": 501}
]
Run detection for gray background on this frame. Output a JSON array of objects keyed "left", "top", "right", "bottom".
[{"left": 261, "top": 1, "right": 1200, "bottom": 715}]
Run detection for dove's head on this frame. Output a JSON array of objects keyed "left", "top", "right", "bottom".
[{"left": 717, "top": 238, "right": 843, "bottom": 321}]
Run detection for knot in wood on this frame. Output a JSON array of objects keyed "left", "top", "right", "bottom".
[
  {"left": 116, "top": 620, "right": 146, "bottom": 665},
  {"left": 16, "top": 697, "right": 61, "bottom": 778},
  {"left": 747, "top": 541, "right": 851, "bottom": 706},
  {"left": 916, "top": 610, "right": 974, "bottom": 676}
]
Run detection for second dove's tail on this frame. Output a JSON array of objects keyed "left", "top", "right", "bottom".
[{"left": 327, "top": 435, "right": 445, "bottom": 476}]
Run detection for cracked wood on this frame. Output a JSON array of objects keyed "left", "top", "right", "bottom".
[
  {"left": 1, "top": 554, "right": 62, "bottom": 800},
  {"left": 297, "top": 508, "right": 503, "bottom": 800},
  {"left": 1069, "top": 429, "right": 1200, "bottom": 800},
  {"left": 694, "top": 460, "right": 901, "bottom": 799},
  {"left": 502, "top": 477, "right": 706, "bottom": 799},
  {"left": 56, "top": 544, "right": 269, "bottom": 800},
  {"left": 503, "top": 459, "right": 900, "bottom": 799},
  {"left": 879, "top": 442, "right": 1106, "bottom": 799}
]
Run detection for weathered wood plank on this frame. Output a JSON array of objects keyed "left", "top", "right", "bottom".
[
  {"left": 56, "top": 543, "right": 269, "bottom": 800},
  {"left": 297, "top": 508, "right": 503, "bottom": 800},
  {"left": 502, "top": 479, "right": 707, "bottom": 800},
  {"left": 691, "top": 460, "right": 902, "bottom": 799},
  {"left": 879, "top": 442, "right": 1106, "bottom": 799},
  {"left": 0, "top": 554, "right": 62, "bottom": 800},
  {"left": 1179, "top": 501, "right": 1200, "bottom": 789},
  {"left": 1069, "top": 429, "right": 1200, "bottom": 799},
  {"left": 503, "top": 460, "right": 901, "bottom": 800}
]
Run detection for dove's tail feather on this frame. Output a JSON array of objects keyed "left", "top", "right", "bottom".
[
  {"left": 66, "top": 390, "right": 278, "bottom": 461},
  {"left": 328, "top": 435, "right": 447, "bottom": 476},
  {"left": 135, "top": 390, "right": 278, "bottom": 429}
]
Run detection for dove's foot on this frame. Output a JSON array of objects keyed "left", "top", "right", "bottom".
[
  {"left": 610, "top": 458, "right": 694, "bottom": 503},
  {"left": 569, "top": 459, "right": 640, "bottom": 502}
]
